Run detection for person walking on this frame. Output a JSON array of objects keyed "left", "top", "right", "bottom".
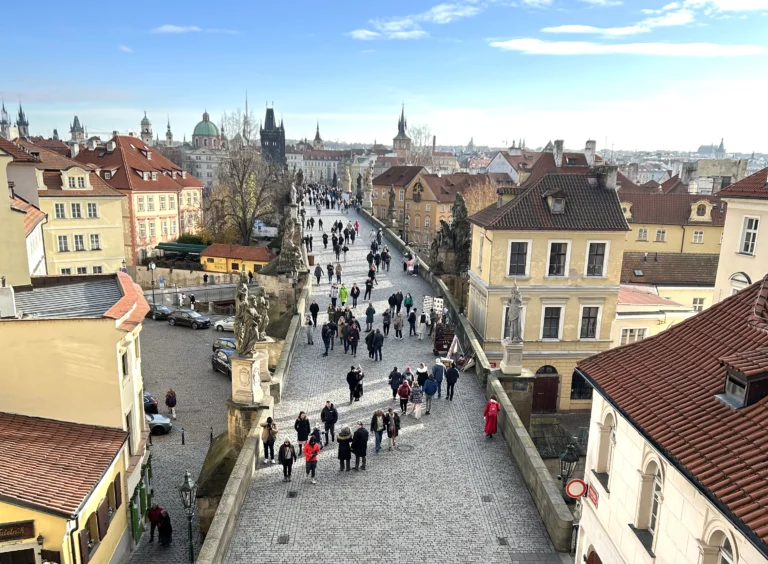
[
  {"left": 314, "top": 264, "right": 323, "bottom": 285},
  {"left": 429, "top": 309, "right": 438, "bottom": 336},
  {"left": 304, "top": 436, "right": 321, "bottom": 484},
  {"left": 370, "top": 409, "right": 386, "bottom": 453},
  {"left": 367, "top": 266, "right": 378, "bottom": 286},
  {"left": 291, "top": 409, "right": 309, "bottom": 451},
  {"left": 349, "top": 324, "right": 360, "bottom": 357},
  {"left": 395, "top": 290, "right": 404, "bottom": 314},
  {"left": 158, "top": 510, "right": 173, "bottom": 546},
  {"left": 322, "top": 232, "right": 329, "bottom": 249},
  {"left": 335, "top": 263, "right": 343, "bottom": 284},
  {"left": 165, "top": 388, "right": 177, "bottom": 420},
  {"left": 393, "top": 312, "right": 404, "bottom": 340},
  {"left": 374, "top": 252, "right": 381, "bottom": 272},
  {"left": 416, "top": 363, "right": 429, "bottom": 387},
  {"left": 388, "top": 294, "right": 397, "bottom": 316},
  {"left": 365, "top": 329, "right": 375, "bottom": 360},
  {"left": 409, "top": 381, "right": 423, "bottom": 419},
  {"left": 423, "top": 375, "right": 438, "bottom": 415},
  {"left": 432, "top": 358, "right": 445, "bottom": 399},
  {"left": 278, "top": 440, "right": 297, "bottom": 482},
  {"left": 353, "top": 365, "right": 365, "bottom": 401},
  {"left": 404, "top": 293, "right": 414, "bottom": 315},
  {"left": 351, "top": 283, "right": 360, "bottom": 308},
  {"left": 320, "top": 400, "right": 338, "bottom": 445},
  {"left": 408, "top": 309, "right": 418, "bottom": 337},
  {"left": 337, "top": 426, "right": 353, "bottom": 471},
  {"left": 321, "top": 322, "right": 332, "bottom": 356},
  {"left": 341, "top": 321, "right": 351, "bottom": 354},
  {"left": 352, "top": 422, "right": 369, "bottom": 470},
  {"left": 189, "top": 293, "right": 196, "bottom": 310},
  {"left": 364, "top": 278, "right": 374, "bottom": 301},
  {"left": 261, "top": 416, "right": 278, "bottom": 464},
  {"left": 397, "top": 379, "right": 411, "bottom": 414},
  {"left": 445, "top": 361, "right": 460, "bottom": 401},
  {"left": 388, "top": 366, "right": 403, "bottom": 400},
  {"left": 402, "top": 365, "right": 415, "bottom": 385},
  {"left": 342, "top": 244, "right": 349, "bottom": 261},
  {"left": 329, "top": 283, "right": 339, "bottom": 308},
  {"left": 484, "top": 394, "right": 501, "bottom": 438},
  {"left": 384, "top": 408, "right": 400, "bottom": 450},
  {"left": 365, "top": 303, "right": 376, "bottom": 331},
  {"left": 248, "top": 271, "right": 254, "bottom": 284},
  {"left": 327, "top": 262, "right": 334, "bottom": 284},
  {"left": 382, "top": 309, "right": 391, "bottom": 336},
  {"left": 309, "top": 234, "right": 314, "bottom": 251},
  {"left": 373, "top": 329, "right": 384, "bottom": 361},
  {"left": 366, "top": 251, "right": 374, "bottom": 269},
  {"left": 338, "top": 283, "right": 349, "bottom": 307},
  {"left": 346, "top": 365, "right": 359, "bottom": 403},
  {"left": 148, "top": 504, "right": 164, "bottom": 542},
  {"left": 354, "top": 220, "right": 359, "bottom": 234},
  {"left": 305, "top": 314, "right": 315, "bottom": 345},
  {"left": 309, "top": 300, "right": 320, "bottom": 326},
  {"left": 418, "top": 311, "right": 428, "bottom": 340}
]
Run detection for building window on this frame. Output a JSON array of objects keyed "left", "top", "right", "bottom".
[
  {"left": 71, "top": 203, "right": 82, "bottom": 218},
  {"left": 648, "top": 470, "right": 663, "bottom": 537},
  {"left": 77, "top": 266, "right": 88, "bottom": 274},
  {"left": 87, "top": 203, "right": 99, "bottom": 218},
  {"left": 147, "top": 197, "right": 155, "bottom": 212},
  {"left": 162, "top": 221, "right": 168, "bottom": 235},
  {"left": 655, "top": 228, "right": 666, "bottom": 242},
  {"left": 398, "top": 209, "right": 404, "bottom": 220},
  {"left": 696, "top": 204, "right": 707, "bottom": 217},
  {"left": 122, "top": 351, "right": 130, "bottom": 378},
  {"left": 440, "top": 204, "right": 446, "bottom": 213},
  {"left": 580, "top": 306, "right": 600, "bottom": 339},
  {"left": 137, "top": 197, "right": 145, "bottom": 212},
  {"left": 718, "top": 539, "right": 734, "bottom": 564},
  {"left": 60, "top": 267, "right": 72, "bottom": 274},
  {"left": 171, "top": 220, "right": 177, "bottom": 235},
  {"left": 55, "top": 203, "right": 66, "bottom": 219},
  {"left": 570, "top": 373, "right": 593, "bottom": 400},
  {"left": 68, "top": 177, "right": 76, "bottom": 188},
  {"left": 151, "top": 172, "right": 158, "bottom": 181},
  {"left": 424, "top": 217, "right": 430, "bottom": 229},
  {"left": 542, "top": 307, "right": 562, "bottom": 339},
  {"left": 548, "top": 242, "right": 568, "bottom": 276},
  {"left": 74, "top": 234, "right": 85, "bottom": 251},
  {"left": 741, "top": 217, "right": 759, "bottom": 255},
  {"left": 78, "top": 177, "right": 86, "bottom": 188},
  {"left": 507, "top": 241, "right": 528, "bottom": 276},
  {"left": 159, "top": 196, "right": 166, "bottom": 210},
  {"left": 594, "top": 413, "right": 615, "bottom": 488},
  {"left": 187, "top": 193, "right": 192, "bottom": 205},
  {"left": 692, "top": 297, "right": 705, "bottom": 312},
  {"left": 405, "top": 202, "right": 411, "bottom": 210},
  {"left": 586, "top": 242, "right": 606, "bottom": 276},
  {"left": 425, "top": 204, "right": 431, "bottom": 212},
  {"left": 57, "top": 235, "right": 69, "bottom": 252},
  {"left": 139, "top": 222, "right": 146, "bottom": 238},
  {"left": 93, "top": 266, "right": 103, "bottom": 274},
  {"left": 637, "top": 228, "right": 648, "bottom": 241},
  {"left": 90, "top": 234, "right": 101, "bottom": 250},
  {"left": 169, "top": 196, "right": 176, "bottom": 210},
  {"left": 620, "top": 327, "right": 647, "bottom": 345},
  {"left": 149, "top": 222, "right": 156, "bottom": 237}
]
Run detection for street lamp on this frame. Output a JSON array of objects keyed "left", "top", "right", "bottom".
[
  {"left": 149, "top": 261, "right": 156, "bottom": 304},
  {"left": 177, "top": 471, "right": 198, "bottom": 564},
  {"left": 558, "top": 443, "right": 580, "bottom": 486}
]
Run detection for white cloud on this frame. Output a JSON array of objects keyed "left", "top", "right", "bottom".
[
  {"left": 685, "top": 0, "right": 768, "bottom": 10},
  {"left": 520, "top": 0, "right": 552, "bottom": 6},
  {"left": 579, "top": 0, "right": 623, "bottom": 6},
  {"left": 542, "top": 24, "right": 650, "bottom": 35},
  {"left": 421, "top": 3, "right": 484, "bottom": 23},
  {"left": 388, "top": 30, "right": 429, "bottom": 39},
  {"left": 640, "top": 8, "right": 695, "bottom": 26},
  {"left": 489, "top": 37, "right": 767, "bottom": 56},
  {"left": 642, "top": 2, "right": 680, "bottom": 14},
  {"left": 349, "top": 29, "right": 381, "bottom": 40},
  {"left": 118, "top": 45, "right": 132, "bottom": 53},
  {"left": 152, "top": 24, "right": 202, "bottom": 34}
]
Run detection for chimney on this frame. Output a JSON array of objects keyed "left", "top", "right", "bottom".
[
  {"left": 628, "top": 163, "right": 638, "bottom": 183},
  {"left": 88, "top": 138, "right": 98, "bottom": 151},
  {"left": 595, "top": 165, "right": 618, "bottom": 190},
  {"left": 112, "top": 130, "right": 119, "bottom": 138},
  {"left": 69, "top": 142, "right": 79, "bottom": 158},
  {"left": 585, "top": 140, "right": 596, "bottom": 166},
  {"left": 432, "top": 135, "right": 436, "bottom": 156},
  {"left": 106, "top": 140, "right": 116, "bottom": 152},
  {"left": 553, "top": 140, "right": 564, "bottom": 168}
]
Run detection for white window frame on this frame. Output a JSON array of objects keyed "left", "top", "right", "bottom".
[
  {"left": 162, "top": 221, "right": 168, "bottom": 235},
  {"left": 139, "top": 222, "right": 146, "bottom": 238},
  {"left": 169, "top": 196, "right": 176, "bottom": 210},
  {"left": 578, "top": 304, "right": 602, "bottom": 340},
  {"left": 655, "top": 228, "right": 667, "bottom": 242},
  {"left": 546, "top": 239, "right": 571, "bottom": 278},
  {"left": 76, "top": 266, "right": 88, "bottom": 275},
  {"left": 68, "top": 177, "right": 76, "bottom": 188},
  {"left": 648, "top": 471, "right": 663, "bottom": 537},
  {"left": 87, "top": 202, "right": 99, "bottom": 218},
  {"left": 55, "top": 203, "right": 66, "bottom": 219},
  {"left": 637, "top": 227, "right": 648, "bottom": 241},
  {"left": 583, "top": 240, "right": 610, "bottom": 277},
  {"left": 137, "top": 197, "right": 145, "bottom": 212},
  {"left": 425, "top": 204, "right": 431, "bottom": 212},
  {"left": 147, "top": 196, "right": 155, "bottom": 212},
  {"left": 92, "top": 266, "right": 103, "bottom": 274},
  {"left": 149, "top": 221, "right": 156, "bottom": 236},
  {"left": 424, "top": 216, "right": 431, "bottom": 230},
  {"left": 71, "top": 203, "right": 82, "bottom": 219},
  {"left": 399, "top": 189, "right": 404, "bottom": 202},
  {"left": 739, "top": 216, "right": 760, "bottom": 255},
  {"left": 620, "top": 327, "right": 647, "bottom": 345},
  {"left": 540, "top": 304, "right": 565, "bottom": 341},
  {"left": 506, "top": 239, "right": 532, "bottom": 277},
  {"left": 90, "top": 233, "right": 101, "bottom": 250},
  {"left": 159, "top": 196, "right": 167, "bottom": 210},
  {"left": 501, "top": 303, "right": 526, "bottom": 341},
  {"left": 440, "top": 204, "right": 446, "bottom": 213},
  {"left": 171, "top": 220, "right": 177, "bottom": 235},
  {"left": 57, "top": 235, "right": 69, "bottom": 252},
  {"left": 692, "top": 297, "right": 705, "bottom": 312},
  {"left": 60, "top": 267, "right": 72, "bottom": 275},
  {"left": 692, "top": 230, "right": 704, "bottom": 244},
  {"left": 77, "top": 176, "right": 86, "bottom": 188},
  {"left": 73, "top": 234, "right": 85, "bottom": 252}
]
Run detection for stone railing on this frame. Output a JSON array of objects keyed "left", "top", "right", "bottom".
[
  {"left": 360, "top": 208, "right": 573, "bottom": 552},
  {"left": 196, "top": 272, "right": 313, "bottom": 564}
]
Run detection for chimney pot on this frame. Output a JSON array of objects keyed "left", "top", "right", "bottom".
[
  {"left": 585, "top": 140, "right": 597, "bottom": 166},
  {"left": 554, "top": 140, "right": 564, "bottom": 167}
]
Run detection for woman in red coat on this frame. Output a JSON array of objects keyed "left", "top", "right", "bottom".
[{"left": 483, "top": 395, "right": 501, "bottom": 438}]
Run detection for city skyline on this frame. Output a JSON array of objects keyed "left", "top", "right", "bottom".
[{"left": 2, "top": 0, "right": 767, "bottom": 152}]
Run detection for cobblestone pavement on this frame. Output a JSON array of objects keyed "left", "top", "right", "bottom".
[
  {"left": 226, "top": 208, "right": 561, "bottom": 564},
  {"left": 129, "top": 312, "right": 232, "bottom": 564}
]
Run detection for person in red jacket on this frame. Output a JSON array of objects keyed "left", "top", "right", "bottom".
[
  {"left": 483, "top": 395, "right": 501, "bottom": 438},
  {"left": 303, "top": 436, "right": 321, "bottom": 484},
  {"left": 147, "top": 503, "right": 164, "bottom": 542}
]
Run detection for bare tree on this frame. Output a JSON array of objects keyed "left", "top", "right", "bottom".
[
  {"left": 462, "top": 175, "right": 497, "bottom": 215},
  {"left": 408, "top": 123, "right": 436, "bottom": 170}
]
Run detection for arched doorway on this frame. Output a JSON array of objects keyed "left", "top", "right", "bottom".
[{"left": 533, "top": 365, "right": 559, "bottom": 413}]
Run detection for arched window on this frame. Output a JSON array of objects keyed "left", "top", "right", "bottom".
[
  {"left": 424, "top": 216, "right": 431, "bottom": 230},
  {"left": 595, "top": 412, "right": 615, "bottom": 489},
  {"left": 697, "top": 204, "right": 707, "bottom": 216},
  {"left": 635, "top": 459, "right": 663, "bottom": 546},
  {"left": 719, "top": 538, "right": 734, "bottom": 564},
  {"left": 536, "top": 365, "right": 558, "bottom": 374}
]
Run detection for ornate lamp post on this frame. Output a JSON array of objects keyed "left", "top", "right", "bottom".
[
  {"left": 558, "top": 444, "right": 580, "bottom": 486},
  {"left": 177, "top": 471, "right": 198, "bottom": 564},
  {"left": 149, "top": 261, "right": 156, "bottom": 304}
]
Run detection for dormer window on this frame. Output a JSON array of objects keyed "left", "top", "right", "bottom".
[
  {"left": 696, "top": 204, "right": 706, "bottom": 217},
  {"left": 716, "top": 349, "right": 768, "bottom": 409},
  {"left": 566, "top": 158, "right": 578, "bottom": 166},
  {"left": 151, "top": 172, "right": 158, "bottom": 181},
  {"left": 552, "top": 198, "right": 565, "bottom": 214},
  {"left": 143, "top": 172, "right": 150, "bottom": 181},
  {"left": 104, "top": 172, "right": 112, "bottom": 180},
  {"left": 724, "top": 373, "right": 746, "bottom": 404}
]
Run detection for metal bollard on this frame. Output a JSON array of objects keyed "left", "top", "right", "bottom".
[
  {"left": 149, "top": 432, "right": 153, "bottom": 446},
  {"left": 181, "top": 428, "right": 185, "bottom": 445},
  {"left": 210, "top": 427, "right": 214, "bottom": 445}
]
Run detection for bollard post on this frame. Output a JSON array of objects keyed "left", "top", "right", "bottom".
[
  {"left": 149, "top": 432, "right": 153, "bottom": 446},
  {"left": 210, "top": 427, "right": 214, "bottom": 445},
  {"left": 181, "top": 428, "right": 185, "bottom": 445}
]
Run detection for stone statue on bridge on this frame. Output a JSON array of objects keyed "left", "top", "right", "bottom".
[{"left": 504, "top": 281, "right": 523, "bottom": 342}]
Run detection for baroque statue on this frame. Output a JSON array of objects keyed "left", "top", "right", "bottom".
[
  {"left": 504, "top": 281, "right": 523, "bottom": 342},
  {"left": 234, "top": 278, "right": 270, "bottom": 356},
  {"left": 289, "top": 183, "right": 297, "bottom": 205},
  {"left": 388, "top": 184, "right": 396, "bottom": 220}
]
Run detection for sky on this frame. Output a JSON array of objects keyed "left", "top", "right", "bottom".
[{"left": 1, "top": 0, "right": 767, "bottom": 153}]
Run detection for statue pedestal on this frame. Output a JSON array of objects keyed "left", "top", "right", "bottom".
[
  {"left": 231, "top": 352, "right": 266, "bottom": 404},
  {"left": 228, "top": 349, "right": 273, "bottom": 449},
  {"left": 254, "top": 339, "right": 274, "bottom": 395},
  {"left": 363, "top": 189, "right": 373, "bottom": 211},
  {"left": 500, "top": 339, "right": 523, "bottom": 375},
  {"left": 285, "top": 204, "right": 299, "bottom": 221}
]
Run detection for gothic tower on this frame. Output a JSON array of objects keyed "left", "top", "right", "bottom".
[
  {"left": 166, "top": 117, "right": 173, "bottom": 147},
  {"left": 259, "top": 104, "right": 285, "bottom": 163},
  {"left": 0, "top": 102, "right": 9, "bottom": 140},
  {"left": 313, "top": 121, "right": 323, "bottom": 150},
  {"left": 393, "top": 104, "right": 411, "bottom": 162},
  {"left": 140, "top": 111, "right": 153, "bottom": 145},
  {"left": 16, "top": 104, "right": 30, "bottom": 139},
  {"left": 70, "top": 115, "right": 85, "bottom": 143}
]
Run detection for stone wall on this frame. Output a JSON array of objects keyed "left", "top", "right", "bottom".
[{"left": 133, "top": 265, "right": 241, "bottom": 289}]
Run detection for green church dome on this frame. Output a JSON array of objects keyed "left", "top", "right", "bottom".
[
  {"left": 193, "top": 111, "right": 219, "bottom": 137},
  {"left": 141, "top": 111, "right": 151, "bottom": 126}
]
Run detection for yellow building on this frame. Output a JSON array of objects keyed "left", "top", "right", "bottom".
[
  {"left": 200, "top": 243, "right": 276, "bottom": 273},
  {"left": 619, "top": 192, "right": 726, "bottom": 255},
  {"left": 0, "top": 139, "right": 35, "bottom": 287},
  {"left": 16, "top": 140, "right": 128, "bottom": 275},
  {"left": 468, "top": 150, "right": 629, "bottom": 412},
  {"left": 0, "top": 414, "right": 128, "bottom": 564},
  {"left": 611, "top": 285, "right": 694, "bottom": 348}
]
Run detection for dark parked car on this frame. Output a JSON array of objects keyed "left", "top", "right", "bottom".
[
  {"left": 212, "top": 337, "right": 236, "bottom": 353},
  {"left": 146, "top": 304, "right": 172, "bottom": 321},
  {"left": 143, "top": 392, "right": 158, "bottom": 414},
  {"left": 168, "top": 309, "right": 211, "bottom": 329},
  {"left": 212, "top": 349, "right": 234, "bottom": 377},
  {"left": 146, "top": 413, "right": 173, "bottom": 435}
]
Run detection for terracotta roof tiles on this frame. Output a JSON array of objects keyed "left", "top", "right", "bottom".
[
  {"left": 718, "top": 167, "right": 768, "bottom": 200},
  {"left": 0, "top": 136, "right": 38, "bottom": 162},
  {"left": 621, "top": 252, "right": 719, "bottom": 285},
  {"left": 621, "top": 193, "right": 727, "bottom": 227},
  {"left": 420, "top": 173, "right": 492, "bottom": 203},
  {"left": 201, "top": 244, "right": 276, "bottom": 263},
  {"left": 0, "top": 413, "right": 126, "bottom": 516},
  {"left": 372, "top": 166, "right": 424, "bottom": 187},
  {"left": 578, "top": 276, "right": 768, "bottom": 554},
  {"left": 10, "top": 195, "right": 46, "bottom": 236},
  {"left": 720, "top": 348, "right": 768, "bottom": 378}
]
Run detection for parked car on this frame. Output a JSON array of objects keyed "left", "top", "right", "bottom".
[
  {"left": 143, "top": 392, "right": 158, "bottom": 414},
  {"left": 168, "top": 309, "right": 211, "bottom": 329},
  {"left": 145, "top": 413, "right": 173, "bottom": 435},
  {"left": 212, "top": 349, "right": 234, "bottom": 377},
  {"left": 212, "top": 337, "right": 236, "bottom": 353},
  {"left": 146, "top": 304, "right": 172, "bottom": 321},
  {"left": 214, "top": 316, "right": 235, "bottom": 332}
]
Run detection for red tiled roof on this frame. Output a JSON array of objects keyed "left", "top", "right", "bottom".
[
  {"left": 420, "top": 173, "right": 493, "bottom": 203},
  {"left": 0, "top": 413, "right": 126, "bottom": 516},
  {"left": 620, "top": 193, "right": 727, "bottom": 227},
  {"left": 621, "top": 252, "right": 719, "bottom": 285},
  {"left": 720, "top": 348, "right": 768, "bottom": 378},
  {"left": 104, "top": 272, "right": 150, "bottom": 332},
  {"left": 201, "top": 244, "right": 276, "bottom": 263},
  {"left": 0, "top": 137, "right": 38, "bottom": 162},
  {"left": 10, "top": 195, "right": 46, "bottom": 236},
  {"left": 499, "top": 150, "right": 541, "bottom": 171},
  {"left": 717, "top": 167, "right": 768, "bottom": 200},
  {"left": 372, "top": 166, "right": 424, "bottom": 187},
  {"left": 578, "top": 276, "right": 768, "bottom": 553},
  {"left": 618, "top": 285, "right": 683, "bottom": 306},
  {"left": 28, "top": 137, "right": 70, "bottom": 155}
]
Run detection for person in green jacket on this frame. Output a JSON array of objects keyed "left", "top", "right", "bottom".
[
  {"left": 404, "top": 293, "right": 414, "bottom": 316},
  {"left": 339, "top": 283, "right": 349, "bottom": 306}
]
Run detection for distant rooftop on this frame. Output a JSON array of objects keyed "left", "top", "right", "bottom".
[{"left": 14, "top": 276, "right": 123, "bottom": 318}]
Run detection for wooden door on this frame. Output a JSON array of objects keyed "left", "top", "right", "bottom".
[
  {"left": 586, "top": 551, "right": 603, "bottom": 564},
  {"left": 532, "top": 375, "right": 559, "bottom": 413},
  {"left": 0, "top": 549, "right": 35, "bottom": 564}
]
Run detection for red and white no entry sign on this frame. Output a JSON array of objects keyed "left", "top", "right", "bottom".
[{"left": 565, "top": 478, "right": 587, "bottom": 499}]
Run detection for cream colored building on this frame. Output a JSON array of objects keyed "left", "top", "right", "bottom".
[
  {"left": 611, "top": 285, "right": 694, "bottom": 348},
  {"left": 713, "top": 167, "right": 768, "bottom": 303},
  {"left": 467, "top": 149, "right": 629, "bottom": 412},
  {"left": 576, "top": 277, "right": 768, "bottom": 564}
]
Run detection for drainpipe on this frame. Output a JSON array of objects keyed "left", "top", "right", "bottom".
[
  {"left": 680, "top": 225, "right": 686, "bottom": 253},
  {"left": 67, "top": 516, "right": 80, "bottom": 563}
]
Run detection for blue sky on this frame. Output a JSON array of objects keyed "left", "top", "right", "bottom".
[{"left": 2, "top": 0, "right": 767, "bottom": 152}]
